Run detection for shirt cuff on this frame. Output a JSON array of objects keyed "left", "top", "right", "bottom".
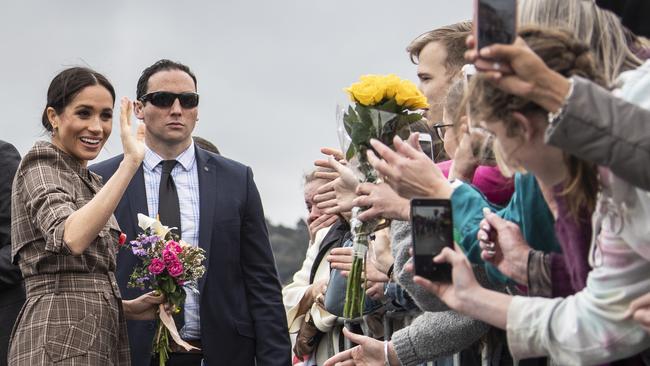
[
  {"left": 506, "top": 295, "right": 558, "bottom": 361},
  {"left": 526, "top": 250, "right": 552, "bottom": 298},
  {"left": 392, "top": 326, "right": 421, "bottom": 366},
  {"left": 45, "top": 221, "right": 73, "bottom": 255}
]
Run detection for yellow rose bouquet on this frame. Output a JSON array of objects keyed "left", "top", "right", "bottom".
[{"left": 337, "top": 74, "right": 427, "bottom": 319}]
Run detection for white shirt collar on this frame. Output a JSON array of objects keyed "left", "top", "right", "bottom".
[{"left": 142, "top": 141, "right": 196, "bottom": 172}]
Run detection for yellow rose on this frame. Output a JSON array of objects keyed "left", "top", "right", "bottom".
[
  {"left": 381, "top": 74, "right": 401, "bottom": 99},
  {"left": 345, "top": 74, "right": 428, "bottom": 109},
  {"left": 395, "top": 80, "right": 429, "bottom": 110},
  {"left": 345, "top": 75, "right": 386, "bottom": 106}
]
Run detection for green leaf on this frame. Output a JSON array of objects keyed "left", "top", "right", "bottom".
[
  {"left": 343, "top": 106, "right": 359, "bottom": 136},
  {"left": 403, "top": 112, "right": 425, "bottom": 125},
  {"left": 377, "top": 98, "right": 399, "bottom": 114},
  {"left": 350, "top": 114, "right": 372, "bottom": 146},
  {"left": 346, "top": 144, "right": 356, "bottom": 161},
  {"left": 355, "top": 104, "right": 372, "bottom": 128},
  {"left": 161, "top": 277, "right": 176, "bottom": 294}
]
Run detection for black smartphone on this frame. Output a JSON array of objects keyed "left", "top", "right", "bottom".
[
  {"left": 474, "top": 0, "right": 517, "bottom": 67},
  {"left": 410, "top": 199, "right": 454, "bottom": 282}
]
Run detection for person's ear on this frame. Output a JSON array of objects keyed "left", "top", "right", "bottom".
[
  {"left": 134, "top": 100, "right": 145, "bottom": 120},
  {"left": 46, "top": 107, "right": 59, "bottom": 131},
  {"left": 511, "top": 111, "right": 536, "bottom": 142}
]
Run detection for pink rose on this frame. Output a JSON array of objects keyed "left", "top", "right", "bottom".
[
  {"left": 166, "top": 240, "right": 183, "bottom": 254},
  {"left": 162, "top": 249, "right": 178, "bottom": 264},
  {"left": 148, "top": 258, "right": 165, "bottom": 275},
  {"left": 168, "top": 260, "right": 184, "bottom": 278}
]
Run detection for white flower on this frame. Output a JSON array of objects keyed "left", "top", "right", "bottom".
[
  {"left": 179, "top": 239, "right": 193, "bottom": 249},
  {"left": 137, "top": 213, "right": 174, "bottom": 238}
]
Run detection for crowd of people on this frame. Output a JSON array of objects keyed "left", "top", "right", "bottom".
[
  {"left": 284, "top": 0, "right": 650, "bottom": 365},
  {"left": 1, "top": 0, "right": 650, "bottom": 365}
]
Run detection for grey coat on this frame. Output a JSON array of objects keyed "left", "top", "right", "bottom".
[
  {"left": 389, "top": 220, "right": 506, "bottom": 366},
  {"left": 546, "top": 74, "right": 650, "bottom": 191}
]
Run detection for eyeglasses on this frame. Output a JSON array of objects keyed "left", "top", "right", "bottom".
[
  {"left": 432, "top": 122, "right": 454, "bottom": 141},
  {"left": 139, "top": 91, "right": 200, "bottom": 109}
]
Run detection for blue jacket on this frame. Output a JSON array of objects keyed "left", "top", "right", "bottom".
[
  {"left": 452, "top": 173, "right": 561, "bottom": 284},
  {"left": 90, "top": 146, "right": 291, "bottom": 366}
]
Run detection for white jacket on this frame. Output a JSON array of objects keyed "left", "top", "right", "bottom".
[{"left": 507, "top": 64, "right": 650, "bottom": 365}]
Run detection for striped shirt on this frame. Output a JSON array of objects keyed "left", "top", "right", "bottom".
[{"left": 143, "top": 142, "right": 201, "bottom": 340}]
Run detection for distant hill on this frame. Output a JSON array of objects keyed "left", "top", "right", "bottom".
[{"left": 266, "top": 219, "right": 310, "bottom": 285}]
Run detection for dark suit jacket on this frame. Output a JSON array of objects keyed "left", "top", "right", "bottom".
[
  {"left": 90, "top": 146, "right": 290, "bottom": 366},
  {"left": 0, "top": 140, "right": 24, "bottom": 366}
]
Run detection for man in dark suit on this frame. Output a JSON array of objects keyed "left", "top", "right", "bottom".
[
  {"left": 91, "top": 60, "right": 290, "bottom": 366},
  {"left": 0, "top": 140, "right": 23, "bottom": 366}
]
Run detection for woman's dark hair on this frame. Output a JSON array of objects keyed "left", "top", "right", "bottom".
[{"left": 41, "top": 67, "right": 116, "bottom": 132}]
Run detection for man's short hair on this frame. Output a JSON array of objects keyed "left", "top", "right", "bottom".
[
  {"left": 407, "top": 21, "right": 472, "bottom": 76},
  {"left": 136, "top": 59, "right": 198, "bottom": 100}
]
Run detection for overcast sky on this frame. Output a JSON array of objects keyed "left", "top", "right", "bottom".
[{"left": 1, "top": 0, "right": 471, "bottom": 227}]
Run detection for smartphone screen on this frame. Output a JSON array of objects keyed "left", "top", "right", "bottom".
[
  {"left": 475, "top": 0, "right": 517, "bottom": 50},
  {"left": 411, "top": 199, "right": 453, "bottom": 282},
  {"left": 419, "top": 135, "right": 434, "bottom": 161}
]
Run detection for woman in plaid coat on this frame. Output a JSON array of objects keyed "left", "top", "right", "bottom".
[{"left": 8, "top": 67, "right": 164, "bottom": 365}]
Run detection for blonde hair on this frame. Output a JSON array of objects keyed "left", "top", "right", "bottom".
[
  {"left": 518, "top": 0, "right": 641, "bottom": 86},
  {"left": 469, "top": 27, "right": 601, "bottom": 218},
  {"left": 444, "top": 78, "right": 466, "bottom": 135}
]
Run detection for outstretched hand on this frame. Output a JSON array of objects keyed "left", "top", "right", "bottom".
[
  {"left": 120, "top": 97, "right": 146, "bottom": 166},
  {"left": 478, "top": 208, "right": 531, "bottom": 285},
  {"left": 324, "top": 328, "right": 399, "bottom": 366},
  {"left": 412, "top": 245, "right": 480, "bottom": 313},
  {"left": 367, "top": 136, "right": 451, "bottom": 200},
  {"left": 314, "top": 156, "right": 359, "bottom": 215},
  {"left": 327, "top": 247, "right": 354, "bottom": 276},
  {"left": 353, "top": 182, "right": 410, "bottom": 222}
]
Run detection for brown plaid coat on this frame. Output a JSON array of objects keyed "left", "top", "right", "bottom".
[{"left": 9, "top": 141, "right": 130, "bottom": 365}]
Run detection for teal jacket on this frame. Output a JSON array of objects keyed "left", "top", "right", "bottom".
[{"left": 452, "top": 173, "right": 561, "bottom": 284}]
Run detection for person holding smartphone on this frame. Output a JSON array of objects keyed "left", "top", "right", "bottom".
[{"left": 413, "top": 28, "right": 650, "bottom": 364}]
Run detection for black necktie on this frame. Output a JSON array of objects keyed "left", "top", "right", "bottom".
[
  {"left": 158, "top": 160, "right": 181, "bottom": 239},
  {"left": 158, "top": 160, "right": 185, "bottom": 331}
]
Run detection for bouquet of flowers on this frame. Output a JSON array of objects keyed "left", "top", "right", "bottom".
[
  {"left": 125, "top": 214, "right": 206, "bottom": 366},
  {"left": 337, "top": 74, "right": 428, "bottom": 319}
]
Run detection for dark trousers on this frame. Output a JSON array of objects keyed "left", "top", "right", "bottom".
[
  {"left": 0, "top": 285, "right": 26, "bottom": 366},
  {"left": 151, "top": 352, "right": 203, "bottom": 366}
]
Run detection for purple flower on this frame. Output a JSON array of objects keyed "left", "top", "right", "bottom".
[
  {"left": 148, "top": 258, "right": 165, "bottom": 275},
  {"left": 168, "top": 260, "right": 184, "bottom": 278},
  {"left": 132, "top": 248, "right": 148, "bottom": 257},
  {"left": 143, "top": 235, "right": 160, "bottom": 245}
]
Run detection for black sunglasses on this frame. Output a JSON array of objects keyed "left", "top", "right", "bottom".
[
  {"left": 432, "top": 122, "right": 454, "bottom": 141},
  {"left": 139, "top": 91, "right": 199, "bottom": 109}
]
